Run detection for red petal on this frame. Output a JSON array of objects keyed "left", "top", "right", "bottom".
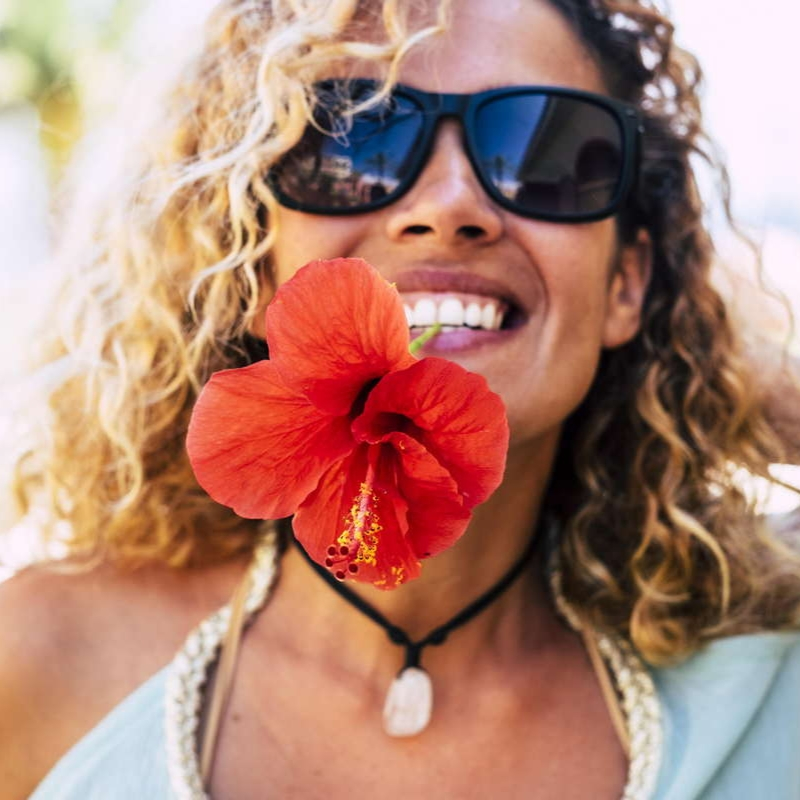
[
  {"left": 352, "top": 358, "right": 508, "bottom": 508},
  {"left": 187, "top": 361, "right": 353, "bottom": 519},
  {"left": 266, "top": 258, "right": 415, "bottom": 416},
  {"left": 387, "top": 432, "right": 472, "bottom": 559},
  {"left": 293, "top": 445, "right": 422, "bottom": 589}
]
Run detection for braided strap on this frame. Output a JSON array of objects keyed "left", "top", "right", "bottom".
[
  {"left": 550, "top": 564, "right": 663, "bottom": 799},
  {"left": 165, "top": 529, "right": 280, "bottom": 800}
]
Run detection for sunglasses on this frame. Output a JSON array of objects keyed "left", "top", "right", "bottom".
[{"left": 267, "top": 79, "right": 642, "bottom": 224}]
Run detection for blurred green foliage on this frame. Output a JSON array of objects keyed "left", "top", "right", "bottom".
[
  {"left": 0, "top": 0, "right": 140, "bottom": 105},
  {"left": 0, "top": 0, "right": 140, "bottom": 167}
]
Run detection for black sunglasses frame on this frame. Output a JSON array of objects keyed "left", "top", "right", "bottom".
[{"left": 267, "top": 79, "right": 643, "bottom": 224}]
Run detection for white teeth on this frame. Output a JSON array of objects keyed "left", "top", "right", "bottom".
[
  {"left": 413, "top": 298, "right": 437, "bottom": 327},
  {"left": 405, "top": 296, "right": 507, "bottom": 331},
  {"left": 438, "top": 298, "right": 465, "bottom": 326},
  {"left": 465, "top": 302, "right": 482, "bottom": 328},
  {"left": 481, "top": 304, "right": 497, "bottom": 331}
]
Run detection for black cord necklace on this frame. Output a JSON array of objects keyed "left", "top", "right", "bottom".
[{"left": 295, "top": 534, "right": 538, "bottom": 737}]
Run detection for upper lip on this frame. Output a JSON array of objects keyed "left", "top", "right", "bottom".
[{"left": 391, "top": 267, "right": 526, "bottom": 312}]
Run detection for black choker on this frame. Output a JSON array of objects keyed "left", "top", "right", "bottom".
[{"left": 295, "top": 533, "right": 537, "bottom": 737}]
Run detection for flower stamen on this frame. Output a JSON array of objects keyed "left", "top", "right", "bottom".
[{"left": 324, "top": 458, "right": 383, "bottom": 581}]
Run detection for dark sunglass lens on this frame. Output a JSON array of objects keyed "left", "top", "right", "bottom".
[
  {"left": 474, "top": 93, "right": 625, "bottom": 217},
  {"left": 270, "top": 86, "right": 424, "bottom": 211}
]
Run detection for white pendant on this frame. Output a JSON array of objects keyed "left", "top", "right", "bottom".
[{"left": 382, "top": 667, "right": 433, "bottom": 737}]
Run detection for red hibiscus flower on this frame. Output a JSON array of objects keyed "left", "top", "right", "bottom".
[{"left": 187, "top": 258, "right": 508, "bottom": 589}]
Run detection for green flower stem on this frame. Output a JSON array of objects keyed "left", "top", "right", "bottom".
[{"left": 409, "top": 323, "right": 442, "bottom": 355}]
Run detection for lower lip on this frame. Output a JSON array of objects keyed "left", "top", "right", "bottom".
[{"left": 408, "top": 326, "right": 518, "bottom": 354}]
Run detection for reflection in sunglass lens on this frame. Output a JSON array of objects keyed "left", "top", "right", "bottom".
[
  {"left": 270, "top": 90, "right": 424, "bottom": 210},
  {"left": 473, "top": 93, "right": 624, "bottom": 217}
]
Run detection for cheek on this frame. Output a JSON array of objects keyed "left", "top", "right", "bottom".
[
  {"left": 270, "top": 208, "right": 370, "bottom": 286},
  {"left": 504, "top": 221, "right": 617, "bottom": 441},
  {"left": 507, "top": 316, "right": 605, "bottom": 444},
  {"left": 534, "top": 221, "right": 617, "bottom": 336},
  {"left": 541, "top": 228, "right": 617, "bottom": 374}
]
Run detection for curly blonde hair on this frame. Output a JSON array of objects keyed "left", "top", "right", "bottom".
[
  {"left": 547, "top": 0, "right": 800, "bottom": 662},
  {"left": 7, "top": 0, "right": 800, "bottom": 664}
]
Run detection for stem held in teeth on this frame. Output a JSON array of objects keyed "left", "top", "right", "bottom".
[{"left": 409, "top": 323, "right": 442, "bottom": 354}]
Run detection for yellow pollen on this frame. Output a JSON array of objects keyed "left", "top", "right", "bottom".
[{"left": 337, "top": 481, "right": 381, "bottom": 566}]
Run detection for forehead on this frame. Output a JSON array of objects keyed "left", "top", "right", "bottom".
[{"left": 394, "top": 0, "right": 606, "bottom": 95}]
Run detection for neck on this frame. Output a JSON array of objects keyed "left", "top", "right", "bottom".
[{"left": 269, "top": 433, "right": 567, "bottom": 683}]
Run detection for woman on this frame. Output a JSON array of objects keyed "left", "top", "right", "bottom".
[{"left": 2, "top": 0, "right": 799, "bottom": 797}]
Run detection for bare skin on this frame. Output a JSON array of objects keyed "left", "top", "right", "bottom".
[
  {"left": 0, "top": 555, "right": 249, "bottom": 798},
  {"left": 0, "top": 1, "right": 649, "bottom": 798}
]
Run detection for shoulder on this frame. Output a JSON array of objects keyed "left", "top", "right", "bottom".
[
  {"left": 0, "top": 556, "right": 244, "bottom": 674},
  {"left": 0, "top": 555, "right": 247, "bottom": 798}
]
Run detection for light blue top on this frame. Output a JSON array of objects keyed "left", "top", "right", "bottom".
[
  {"left": 653, "top": 631, "right": 800, "bottom": 800},
  {"left": 30, "top": 632, "right": 800, "bottom": 799},
  {"left": 29, "top": 665, "right": 173, "bottom": 799}
]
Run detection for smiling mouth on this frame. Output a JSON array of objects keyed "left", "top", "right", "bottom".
[{"left": 401, "top": 292, "right": 526, "bottom": 333}]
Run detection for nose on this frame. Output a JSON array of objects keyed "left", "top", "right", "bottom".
[{"left": 384, "top": 121, "right": 504, "bottom": 246}]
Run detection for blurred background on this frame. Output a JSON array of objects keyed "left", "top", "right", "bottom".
[{"left": 1, "top": 0, "right": 799, "bottom": 572}]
